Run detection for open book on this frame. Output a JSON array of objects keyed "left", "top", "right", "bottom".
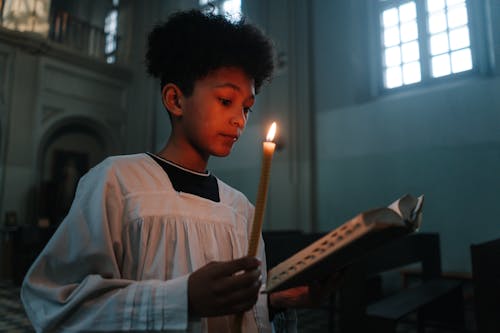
[{"left": 265, "top": 194, "right": 424, "bottom": 293}]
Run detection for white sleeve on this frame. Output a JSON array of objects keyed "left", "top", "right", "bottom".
[{"left": 21, "top": 160, "right": 189, "bottom": 332}]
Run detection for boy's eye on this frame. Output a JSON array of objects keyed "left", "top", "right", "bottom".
[
  {"left": 219, "top": 97, "right": 253, "bottom": 114},
  {"left": 219, "top": 98, "right": 232, "bottom": 106}
]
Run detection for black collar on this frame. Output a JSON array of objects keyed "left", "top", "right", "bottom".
[{"left": 147, "top": 153, "right": 220, "bottom": 202}]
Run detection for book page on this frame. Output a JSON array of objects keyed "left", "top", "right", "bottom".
[
  {"left": 362, "top": 207, "right": 403, "bottom": 226},
  {"left": 387, "top": 194, "right": 424, "bottom": 229}
]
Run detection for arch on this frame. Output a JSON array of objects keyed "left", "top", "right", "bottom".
[{"left": 33, "top": 115, "right": 121, "bottom": 224}]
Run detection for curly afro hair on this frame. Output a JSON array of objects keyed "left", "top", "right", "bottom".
[{"left": 145, "top": 9, "right": 275, "bottom": 96}]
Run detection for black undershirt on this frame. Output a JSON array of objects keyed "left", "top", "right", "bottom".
[{"left": 147, "top": 153, "right": 220, "bottom": 202}]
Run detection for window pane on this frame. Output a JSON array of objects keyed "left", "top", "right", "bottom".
[
  {"left": 432, "top": 54, "right": 451, "bottom": 77},
  {"left": 385, "top": 46, "right": 402, "bottom": 67},
  {"left": 384, "top": 26, "right": 400, "bottom": 46},
  {"left": 104, "top": 7, "right": 118, "bottom": 61},
  {"left": 428, "top": 11, "right": 447, "bottom": 34},
  {"left": 105, "top": 13, "right": 115, "bottom": 33},
  {"left": 430, "top": 32, "right": 449, "bottom": 55},
  {"left": 400, "top": 20, "right": 418, "bottom": 42},
  {"left": 403, "top": 61, "right": 421, "bottom": 84},
  {"left": 451, "top": 48, "right": 472, "bottom": 73},
  {"left": 223, "top": 0, "right": 241, "bottom": 21},
  {"left": 385, "top": 66, "right": 403, "bottom": 88},
  {"left": 105, "top": 41, "right": 116, "bottom": 54},
  {"left": 399, "top": 2, "right": 416, "bottom": 22},
  {"left": 449, "top": 26, "right": 470, "bottom": 50},
  {"left": 382, "top": 8, "right": 399, "bottom": 27},
  {"left": 427, "top": 0, "right": 445, "bottom": 12},
  {"left": 106, "top": 34, "right": 115, "bottom": 44},
  {"left": 447, "top": 4, "right": 468, "bottom": 28},
  {"left": 402, "top": 41, "right": 420, "bottom": 62}
]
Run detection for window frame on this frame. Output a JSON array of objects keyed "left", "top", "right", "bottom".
[{"left": 372, "top": 0, "right": 492, "bottom": 94}]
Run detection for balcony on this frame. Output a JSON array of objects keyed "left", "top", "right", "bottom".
[{"left": 0, "top": 1, "right": 119, "bottom": 64}]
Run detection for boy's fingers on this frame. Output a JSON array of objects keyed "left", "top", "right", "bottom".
[
  {"left": 219, "top": 268, "right": 262, "bottom": 293},
  {"left": 220, "top": 280, "right": 262, "bottom": 310},
  {"left": 211, "top": 256, "right": 261, "bottom": 277}
]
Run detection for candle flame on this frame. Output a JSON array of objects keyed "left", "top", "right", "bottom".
[{"left": 266, "top": 122, "right": 277, "bottom": 142}]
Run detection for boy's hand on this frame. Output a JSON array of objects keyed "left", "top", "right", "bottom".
[
  {"left": 269, "top": 271, "right": 343, "bottom": 309},
  {"left": 188, "top": 256, "right": 262, "bottom": 317}
]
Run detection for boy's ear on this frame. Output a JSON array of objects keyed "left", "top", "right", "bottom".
[{"left": 161, "top": 83, "right": 183, "bottom": 117}]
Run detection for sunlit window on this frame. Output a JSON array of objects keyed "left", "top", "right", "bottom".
[
  {"left": 1, "top": 0, "right": 50, "bottom": 36},
  {"left": 381, "top": 2, "right": 420, "bottom": 88},
  {"left": 104, "top": 0, "right": 119, "bottom": 64},
  {"left": 199, "top": 0, "right": 242, "bottom": 22},
  {"left": 427, "top": 0, "right": 472, "bottom": 77},
  {"left": 379, "top": 0, "right": 473, "bottom": 89}
]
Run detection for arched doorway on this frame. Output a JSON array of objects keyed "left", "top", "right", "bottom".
[{"left": 35, "top": 118, "right": 117, "bottom": 226}]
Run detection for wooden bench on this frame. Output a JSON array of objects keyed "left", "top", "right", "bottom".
[
  {"left": 366, "top": 278, "right": 464, "bottom": 332},
  {"left": 471, "top": 237, "right": 500, "bottom": 333},
  {"left": 338, "top": 233, "right": 465, "bottom": 333},
  {"left": 400, "top": 268, "right": 472, "bottom": 288}
]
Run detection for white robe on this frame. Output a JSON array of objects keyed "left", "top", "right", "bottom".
[{"left": 21, "top": 153, "right": 272, "bottom": 332}]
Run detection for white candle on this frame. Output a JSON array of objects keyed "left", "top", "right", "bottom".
[
  {"left": 235, "top": 122, "right": 278, "bottom": 333},
  {"left": 247, "top": 122, "right": 277, "bottom": 257}
]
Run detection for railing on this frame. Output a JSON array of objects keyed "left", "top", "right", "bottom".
[
  {"left": 49, "top": 11, "right": 118, "bottom": 62},
  {"left": 0, "top": 7, "right": 118, "bottom": 63}
]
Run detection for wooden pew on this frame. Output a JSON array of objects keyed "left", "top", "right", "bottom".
[
  {"left": 338, "top": 232, "right": 465, "bottom": 333},
  {"left": 470, "top": 237, "right": 500, "bottom": 333}
]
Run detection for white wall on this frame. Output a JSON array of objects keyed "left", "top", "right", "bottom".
[{"left": 312, "top": 0, "right": 500, "bottom": 272}]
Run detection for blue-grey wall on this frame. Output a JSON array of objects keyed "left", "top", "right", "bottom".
[{"left": 312, "top": 0, "right": 500, "bottom": 272}]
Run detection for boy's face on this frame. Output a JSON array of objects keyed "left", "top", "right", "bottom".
[{"left": 177, "top": 66, "right": 255, "bottom": 159}]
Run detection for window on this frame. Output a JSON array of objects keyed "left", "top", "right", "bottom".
[
  {"left": 199, "top": 0, "right": 242, "bottom": 22},
  {"left": 0, "top": 0, "right": 4, "bottom": 22},
  {"left": 379, "top": 0, "right": 473, "bottom": 89},
  {"left": 104, "top": 0, "right": 119, "bottom": 64},
  {"left": 1, "top": 0, "right": 50, "bottom": 36}
]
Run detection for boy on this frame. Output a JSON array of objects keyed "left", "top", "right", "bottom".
[{"left": 21, "top": 9, "right": 329, "bottom": 332}]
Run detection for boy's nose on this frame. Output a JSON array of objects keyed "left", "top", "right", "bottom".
[{"left": 231, "top": 109, "right": 247, "bottom": 129}]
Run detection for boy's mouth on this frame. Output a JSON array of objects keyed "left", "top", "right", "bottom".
[{"left": 221, "top": 133, "right": 239, "bottom": 142}]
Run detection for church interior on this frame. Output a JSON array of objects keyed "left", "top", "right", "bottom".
[{"left": 0, "top": 0, "right": 499, "bottom": 332}]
